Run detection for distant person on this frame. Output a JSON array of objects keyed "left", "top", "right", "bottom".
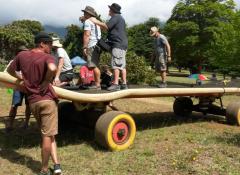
[
  {"left": 52, "top": 38, "right": 73, "bottom": 87},
  {"left": 4, "top": 46, "right": 31, "bottom": 132},
  {"left": 150, "top": 26, "right": 171, "bottom": 88},
  {"left": 78, "top": 65, "right": 95, "bottom": 86},
  {"left": 7, "top": 32, "right": 62, "bottom": 175},
  {"left": 80, "top": 6, "right": 102, "bottom": 90},
  {"left": 89, "top": 3, "right": 128, "bottom": 91}
]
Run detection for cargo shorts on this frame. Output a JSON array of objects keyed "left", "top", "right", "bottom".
[
  {"left": 87, "top": 46, "right": 101, "bottom": 68},
  {"left": 30, "top": 100, "right": 58, "bottom": 136},
  {"left": 111, "top": 48, "right": 126, "bottom": 70},
  {"left": 155, "top": 52, "right": 167, "bottom": 72}
]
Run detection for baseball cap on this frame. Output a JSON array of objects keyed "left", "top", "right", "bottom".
[{"left": 34, "top": 32, "right": 53, "bottom": 44}]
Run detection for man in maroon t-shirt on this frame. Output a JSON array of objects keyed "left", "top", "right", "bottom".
[{"left": 7, "top": 32, "right": 62, "bottom": 175}]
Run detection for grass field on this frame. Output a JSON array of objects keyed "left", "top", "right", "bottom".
[{"left": 0, "top": 70, "right": 240, "bottom": 175}]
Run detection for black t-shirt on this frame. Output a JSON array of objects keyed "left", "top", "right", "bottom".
[{"left": 107, "top": 14, "right": 128, "bottom": 50}]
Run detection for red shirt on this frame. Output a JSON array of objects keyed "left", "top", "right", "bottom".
[
  {"left": 80, "top": 65, "right": 94, "bottom": 85},
  {"left": 9, "top": 50, "right": 57, "bottom": 104}
]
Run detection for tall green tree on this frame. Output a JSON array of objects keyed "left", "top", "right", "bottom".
[
  {"left": 0, "top": 20, "right": 43, "bottom": 61},
  {"left": 64, "top": 24, "right": 83, "bottom": 58},
  {"left": 10, "top": 20, "right": 43, "bottom": 35},
  {"left": 165, "top": 0, "right": 237, "bottom": 73}
]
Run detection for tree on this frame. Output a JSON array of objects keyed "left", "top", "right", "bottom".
[
  {"left": 165, "top": 0, "right": 237, "bottom": 73},
  {"left": 99, "top": 51, "right": 156, "bottom": 84},
  {"left": 127, "top": 17, "right": 164, "bottom": 61},
  {"left": 10, "top": 20, "right": 43, "bottom": 35},
  {"left": 64, "top": 24, "right": 83, "bottom": 58},
  {"left": 0, "top": 20, "right": 44, "bottom": 61}
]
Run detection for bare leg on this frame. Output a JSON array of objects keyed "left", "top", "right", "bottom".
[
  {"left": 93, "top": 67, "right": 101, "bottom": 87},
  {"left": 121, "top": 68, "right": 127, "bottom": 84},
  {"left": 113, "top": 69, "right": 120, "bottom": 85},
  {"left": 21, "top": 105, "right": 31, "bottom": 129},
  {"left": 161, "top": 71, "right": 167, "bottom": 83},
  {"left": 50, "top": 136, "right": 59, "bottom": 165},
  {"left": 41, "top": 136, "right": 52, "bottom": 172},
  {"left": 6, "top": 106, "right": 17, "bottom": 129}
]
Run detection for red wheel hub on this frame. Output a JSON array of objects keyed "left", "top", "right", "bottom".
[{"left": 112, "top": 121, "right": 129, "bottom": 144}]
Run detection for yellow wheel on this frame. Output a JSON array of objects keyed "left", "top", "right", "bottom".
[
  {"left": 95, "top": 111, "right": 136, "bottom": 151},
  {"left": 226, "top": 102, "right": 240, "bottom": 126}
]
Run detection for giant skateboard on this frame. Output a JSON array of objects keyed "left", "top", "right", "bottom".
[{"left": 1, "top": 71, "right": 240, "bottom": 151}]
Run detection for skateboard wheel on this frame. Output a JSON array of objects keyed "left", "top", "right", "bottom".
[
  {"left": 173, "top": 97, "right": 193, "bottom": 117},
  {"left": 95, "top": 111, "right": 136, "bottom": 151},
  {"left": 226, "top": 102, "right": 240, "bottom": 125}
]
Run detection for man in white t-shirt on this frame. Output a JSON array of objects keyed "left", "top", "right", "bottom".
[
  {"left": 52, "top": 38, "right": 73, "bottom": 87},
  {"left": 80, "top": 6, "right": 101, "bottom": 90}
]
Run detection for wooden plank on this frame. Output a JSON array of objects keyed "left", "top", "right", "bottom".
[{"left": 1, "top": 72, "right": 240, "bottom": 103}]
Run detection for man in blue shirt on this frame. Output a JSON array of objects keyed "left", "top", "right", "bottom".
[{"left": 89, "top": 3, "right": 128, "bottom": 91}]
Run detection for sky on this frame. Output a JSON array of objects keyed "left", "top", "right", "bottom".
[{"left": 0, "top": 0, "right": 239, "bottom": 27}]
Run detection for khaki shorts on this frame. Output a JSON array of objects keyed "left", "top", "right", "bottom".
[
  {"left": 30, "top": 100, "right": 58, "bottom": 136},
  {"left": 111, "top": 48, "right": 126, "bottom": 70},
  {"left": 155, "top": 52, "right": 167, "bottom": 72},
  {"left": 87, "top": 46, "right": 101, "bottom": 68}
]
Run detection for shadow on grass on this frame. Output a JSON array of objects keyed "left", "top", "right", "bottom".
[
  {"left": 0, "top": 148, "right": 41, "bottom": 173},
  {"left": 210, "top": 132, "right": 240, "bottom": 147},
  {"left": 0, "top": 111, "right": 229, "bottom": 157},
  {"left": 130, "top": 112, "right": 227, "bottom": 131}
]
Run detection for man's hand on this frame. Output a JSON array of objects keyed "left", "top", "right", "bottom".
[
  {"left": 79, "top": 16, "right": 85, "bottom": 23},
  {"left": 53, "top": 77, "right": 61, "bottom": 86},
  {"left": 83, "top": 48, "right": 88, "bottom": 57},
  {"left": 40, "top": 80, "right": 49, "bottom": 96},
  {"left": 167, "top": 56, "right": 172, "bottom": 63}
]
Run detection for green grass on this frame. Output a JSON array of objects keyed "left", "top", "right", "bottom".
[{"left": 0, "top": 70, "right": 240, "bottom": 175}]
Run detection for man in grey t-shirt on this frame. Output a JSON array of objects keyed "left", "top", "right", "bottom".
[
  {"left": 90, "top": 3, "right": 128, "bottom": 91},
  {"left": 150, "top": 26, "right": 171, "bottom": 88}
]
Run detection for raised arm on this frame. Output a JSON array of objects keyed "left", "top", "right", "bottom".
[{"left": 89, "top": 17, "right": 108, "bottom": 31}]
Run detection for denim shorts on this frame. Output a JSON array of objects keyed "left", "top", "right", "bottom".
[{"left": 12, "top": 90, "right": 28, "bottom": 107}]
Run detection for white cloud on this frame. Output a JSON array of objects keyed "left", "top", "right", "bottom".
[
  {"left": 0, "top": 0, "right": 177, "bottom": 26},
  {"left": 0, "top": 0, "right": 239, "bottom": 27}
]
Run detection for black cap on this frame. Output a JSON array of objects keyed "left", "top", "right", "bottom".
[
  {"left": 34, "top": 32, "right": 53, "bottom": 44},
  {"left": 108, "top": 3, "right": 121, "bottom": 14}
]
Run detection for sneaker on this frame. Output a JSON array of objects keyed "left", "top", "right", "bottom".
[
  {"left": 107, "top": 84, "right": 120, "bottom": 91},
  {"left": 87, "top": 85, "right": 101, "bottom": 90},
  {"left": 157, "top": 82, "right": 167, "bottom": 88},
  {"left": 53, "top": 164, "right": 62, "bottom": 175},
  {"left": 37, "top": 170, "right": 52, "bottom": 175},
  {"left": 120, "top": 84, "right": 128, "bottom": 90}
]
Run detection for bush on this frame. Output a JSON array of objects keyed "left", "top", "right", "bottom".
[{"left": 99, "top": 51, "right": 157, "bottom": 85}]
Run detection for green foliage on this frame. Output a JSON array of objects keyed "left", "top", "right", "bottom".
[
  {"left": 99, "top": 51, "right": 156, "bottom": 84},
  {"left": 0, "top": 25, "right": 34, "bottom": 61},
  {"left": 0, "top": 20, "right": 44, "bottom": 61},
  {"left": 10, "top": 20, "right": 43, "bottom": 35},
  {"left": 126, "top": 51, "right": 156, "bottom": 84},
  {"left": 165, "top": 0, "right": 238, "bottom": 73},
  {"left": 127, "top": 18, "right": 164, "bottom": 61},
  {"left": 0, "top": 64, "right": 6, "bottom": 71},
  {"left": 64, "top": 24, "right": 83, "bottom": 58}
]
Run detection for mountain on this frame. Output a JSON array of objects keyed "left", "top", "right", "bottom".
[{"left": 44, "top": 25, "right": 67, "bottom": 39}]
